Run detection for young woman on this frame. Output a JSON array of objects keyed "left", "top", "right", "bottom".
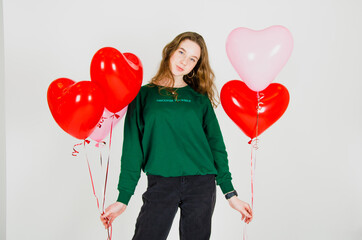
[{"left": 100, "top": 32, "right": 253, "bottom": 240}]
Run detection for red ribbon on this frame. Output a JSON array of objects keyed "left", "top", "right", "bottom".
[
  {"left": 97, "top": 117, "right": 107, "bottom": 128},
  {"left": 103, "top": 115, "right": 115, "bottom": 215},
  {"left": 72, "top": 140, "right": 90, "bottom": 156},
  {"left": 86, "top": 141, "right": 113, "bottom": 240},
  {"left": 86, "top": 150, "right": 101, "bottom": 211},
  {"left": 100, "top": 114, "right": 118, "bottom": 239},
  {"left": 243, "top": 92, "right": 264, "bottom": 240}
]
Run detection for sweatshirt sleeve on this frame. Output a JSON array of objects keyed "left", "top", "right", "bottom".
[
  {"left": 203, "top": 98, "right": 235, "bottom": 194},
  {"left": 117, "top": 91, "right": 144, "bottom": 205}
]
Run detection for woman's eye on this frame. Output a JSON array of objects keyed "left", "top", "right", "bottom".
[
  {"left": 179, "top": 50, "right": 184, "bottom": 54},
  {"left": 190, "top": 58, "right": 196, "bottom": 62}
]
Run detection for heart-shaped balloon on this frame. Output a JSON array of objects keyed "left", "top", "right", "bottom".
[
  {"left": 221, "top": 80, "right": 289, "bottom": 139},
  {"left": 90, "top": 47, "right": 143, "bottom": 113},
  {"left": 47, "top": 78, "right": 105, "bottom": 139},
  {"left": 226, "top": 25, "right": 293, "bottom": 92}
]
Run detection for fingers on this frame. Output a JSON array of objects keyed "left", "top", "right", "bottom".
[
  {"left": 229, "top": 199, "right": 253, "bottom": 224},
  {"left": 109, "top": 216, "right": 115, "bottom": 225},
  {"left": 243, "top": 204, "right": 253, "bottom": 218},
  {"left": 100, "top": 203, "right": 127, "bottom": 229},
  {"left": 101, "top": 213, "right": 118, "bottom": 228},
  {"left": 100, "top": 213, "right": 111, "bottom": 229},
  {"left": 245, "top": 204, "right": 253, "bottom": 216},
  {"left": 244, "top": 216, "right": 251, "bottom": 224},
  {"left": 106, "top": 217, "right": 112, "bottom": 229},
  {"left": 241, "top": 209, "right": 252, "bottom": 219},
  {"left": 100, "top": 217, "right": 107, "bottom": 228},
  {"left": 241, "top": 214, "right": 252, "bottom": 224},
  {"left": 241, "top": 205, "right": 253, "bottom": 224},
  {"left": 102, "top": 210, "right": 111, "bottom": 219}
]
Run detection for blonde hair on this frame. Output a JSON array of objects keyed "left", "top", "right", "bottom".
[{"left": 149, "top": 32, "right": 219, "bottom": 107}]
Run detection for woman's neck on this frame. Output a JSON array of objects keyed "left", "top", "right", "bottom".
[{"left": 157, "top": 78, "right": 188, "bottom": 88}]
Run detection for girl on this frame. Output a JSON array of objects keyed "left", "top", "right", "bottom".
[{"left": 100, "top": 32, "right": 252, "bottom": 240}]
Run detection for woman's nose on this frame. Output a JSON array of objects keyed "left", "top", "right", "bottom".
[{"left": 180, "top": 56, "right": 187, "bottom": 65}]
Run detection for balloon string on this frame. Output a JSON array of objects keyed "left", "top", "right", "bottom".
[
  {"left": 73, "top": 113, "right": 119, "bottom": 240},
  {"left": 244, "top": 139, "right": 258, "bottom": 240},
  {"left": 96, "top": 141, "right": 106, "bottom": 165},
  {"left": 100, "top": 144, "right": 103, "bottom": 167},
  {"left": 85, "top": 143, "right": 112, "bottom": 240},
  {"left": 72, "top": 137, "right": 111, "bottom": 239},
  {"left": 251, "top": 92, "right": 263, "bottom": 208},
  {"left": 101, "top": 114, "right": 118, "bottom": 240},
  {"left": 244, "top": 92, "right": 263, "bottom": 240},
  {"left": 84, "top": 141, "right": 101, "bottom": 213},
  {"left": 102, "top": 115, "right": 115, "bottom": 212}
]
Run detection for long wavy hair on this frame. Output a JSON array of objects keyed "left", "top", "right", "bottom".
[{"left": 149, "top": 32, "right": 219, "bottom": 107}]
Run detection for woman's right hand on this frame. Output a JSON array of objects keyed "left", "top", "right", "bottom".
[{"left": 100, "top": 202, "right": 127, "bottom": 228}]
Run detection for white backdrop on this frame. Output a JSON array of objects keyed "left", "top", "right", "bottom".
[
  {"left": 3, "top": 0, "right": 362, "bottom": 239},
  {"left": 1, "top": 0, "right": 6, "bottom": 239}
]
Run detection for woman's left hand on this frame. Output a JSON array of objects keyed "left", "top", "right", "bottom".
[{"left": 228, "top": 196, "right": 253, "bottom": 224}]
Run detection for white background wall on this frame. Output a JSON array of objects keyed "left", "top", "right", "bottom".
[
  {"left": 3, "top": 0, "right": 362, "bottom": 239},
  {"left": 1, "top": 0, "right": 6, "bottom": 239}
]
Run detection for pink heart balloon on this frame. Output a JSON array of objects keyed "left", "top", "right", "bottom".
[
  {"left": 89, "top": 106, "right": 128, "bottom": 143},
  {"left": 226, "top": 25, "right": 293, "bottom": 92}
]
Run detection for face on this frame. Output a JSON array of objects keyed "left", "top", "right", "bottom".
[{"left": 169, "top": 39, "right": 201, "bottom": 79}]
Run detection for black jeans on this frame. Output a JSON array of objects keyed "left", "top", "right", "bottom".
[{"left": 132, "top": 174, "right": 216, "bottom": 240}]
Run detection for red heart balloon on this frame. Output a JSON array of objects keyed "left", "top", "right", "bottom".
[
  {"left": 221, "top": 80, "right": 289, "bottom": 139},
  {"left": 90, "top": 47, "right": 143, "bottom": 113},
  {"left": 47, "top": 78, "right": 105, "bottom": 139}
]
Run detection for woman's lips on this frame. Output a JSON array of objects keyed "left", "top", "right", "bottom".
[{"left": 176, "top": 65, "right": 184, "bottom": 71}]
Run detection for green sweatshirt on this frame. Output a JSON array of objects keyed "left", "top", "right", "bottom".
[{"left": 117, "top": 83, "right": 234, "bottom": 205}]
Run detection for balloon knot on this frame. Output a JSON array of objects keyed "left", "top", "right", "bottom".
[
  {"left": 251, "top": 138, "right": 259, "bottom": 150},
  {"left": 95, "top": 141, "right": 107, "bottom": 148}
]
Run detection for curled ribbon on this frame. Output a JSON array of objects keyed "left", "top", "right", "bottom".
[
  {"left": 97, "top": 117, "right": 108, "bottom": 128},
  {"left": 72, "top": 140, "right": 90, "bottom": 156}
]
